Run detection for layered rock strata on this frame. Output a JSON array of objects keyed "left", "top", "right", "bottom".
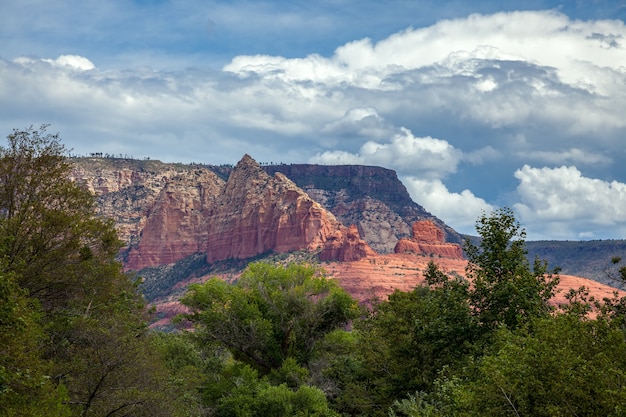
[
  {"left": 126, "top": 169, "right": 224, "bottom": 270},
  {"left": 204, "top": 155, "right": 373, "bottom": 263},
  {"left": 72, "top": 155, "right": 376, "bottom": 270},
  {"left": 394, "top": 220, "right": 464, "bottom": 259},
  {"left": 263, "top": 164, "right": 463, "bottom": 252}
]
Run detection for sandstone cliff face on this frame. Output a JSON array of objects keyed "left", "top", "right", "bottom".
[
  {"left": 319, "top": 224, "right": 378, "bottom": 262},
  {"left": 394, "top": 220, "right": 464, "bottom": 259},
  {"left": 71, "top": 159, "right": 200, "bottom": 250},
  {"left": 72, "top": 155, "right": 375, "bottom": 270},
  {"left": 263, "top": 164, "right": 463, "bottom": 253},
  {"left": 205, "top": 155, "right": 373, "bottom": 263},
  {"left": 126, "top": 170, "right": 224, "bottom": 270}
]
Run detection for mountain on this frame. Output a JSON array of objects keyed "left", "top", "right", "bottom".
[
  {"left": 262, "top": 164, "right": 463, "bottom": 252},
  {"left": 72, "top": 155, "right": 377, "bottom": 271},
  {"left": 71, "top": 155, "right": 623, "bottom": 328},
  {"left": 71, "top": 156, "right": 463, "bottom": 268},
  {"left": 525, "top": 240, "right": 626, "bottom": 287}
]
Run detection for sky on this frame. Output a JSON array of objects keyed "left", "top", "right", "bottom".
[{"left": 2, "top": 1, "right": 626, "bottom": 240}]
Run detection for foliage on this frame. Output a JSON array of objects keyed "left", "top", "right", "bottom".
[
  {"left": 457, "top": 315, "right": 626, "bottom": 416},
  {"left": 464, "top": 208, "right": 559, "bottom": 332},
  {"left": 149, "top": 332, "right": 207, "bottom": 416},
  {"left": 0, "top": 126, "right": 121, "bottom": 310},
  {"left": 0, "top": 126, "right": 181, "bottom": 417},
  {"left": 332, "top": 262, "right": 477, "bottom": 416},
  {"left": 181, "top": 262, "right": 360, "bottom": 373},
  {"left": 0, "top": 271, "right": 71, "bottom": 417},
  {"left": 214, "top": 363, "right": 339, "bottom": 417},
  {"left": 382, "top": 210, "right": 626, "bottom": 417}
]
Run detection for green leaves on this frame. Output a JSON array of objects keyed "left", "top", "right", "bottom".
[
  {"left": 0, "top": 126, "right": 122, "bottom": 310},
  {"left": 0, "top": 126, "right": 185, "bottom": 416},
  {"left": 461, "top": 315, "right": 626, "bottom": 416},
  {"left": 465, "top": 208, "right": 559, "bottom": 331},
  {"left": 182, "top": 262, "right": 360, "bottom": 372},
  {"left": 0, "top": 272, "right": 72, "bottom": 417},
  {"left": 179, "top": 263, "right": 356, "bottom": 415}
]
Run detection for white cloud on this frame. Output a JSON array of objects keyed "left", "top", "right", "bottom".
[
  {"left": 514, "top": 165, "right": 626, "bottom": 239},
  {"left": 402, "top": 177, "right": 495, "bottom": 234},
  {"left": 221, "top": 10, "right": 626, "bottom": 140},
  {"left": 44, "top": 55, "right": 96, "bottom": 71},
  {"left": 310, "top": 127, "right": 463, "bottom": 178},
  {"left": 520, "top": 148, "right": 612, "bottom": 165},
  {"left": 224, "top": 11, "right": 626, "bottom": 86},
  {"left": 321, "top": 107, "right": 393, "bottom": 139}
]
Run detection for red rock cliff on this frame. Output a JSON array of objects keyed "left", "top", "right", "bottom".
[
  {"left": 73, "top": 155, "right": 375, "bottom": 269},
  {"left": 205, "top": 155, "right": 374, "bottom": 263},
  {"left": 125, "top": 170, "right": 223, "bottom": 270},
  {"left": 394, "top": 220, "right": 464, "bottom": 259}
]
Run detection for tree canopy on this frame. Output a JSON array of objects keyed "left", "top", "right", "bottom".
[
  {"left": 465, "top": 207, "right": 559, "bottom": 332},
  {"left": 0, "top": 126, "right": 191, "bottom": 417},
  {"left": 182, "top": 262, "right": 360, "bottom": 372}
]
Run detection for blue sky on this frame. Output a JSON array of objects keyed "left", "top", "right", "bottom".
[{"left": 2, "top": 0, "right": 626, "bottom": 240}]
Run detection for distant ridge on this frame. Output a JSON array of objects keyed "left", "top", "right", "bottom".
[{"left": 525, "top": 239, "right": 626, "bottom": 286}]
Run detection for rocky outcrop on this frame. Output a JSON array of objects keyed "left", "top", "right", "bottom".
[
  {"left": 319, "top": 224, "right": 378, "bottom": 262},
  {"left": 394, "top": 220, "right": 464, "bottom": 259},
  {"left": 71, "top": 159, "right": 200, "bottom": 250},
  {"left": 72, "top": 155, "right": 376, "bottom": 270},
  {"left": 125, "top": 170, "right": 224, "bottom": 270},
  {"left": 263, "top": 164, "right": 463, "bottom": 252},
  {"left": 205, "top": 155, "right": 373, "bottom": 263}
]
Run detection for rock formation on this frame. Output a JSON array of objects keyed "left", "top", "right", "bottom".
[
  {"left": 72, "top": 155, "right": 376, "bottom": 270},
  {"left": 319, "top": 224, "right": 377, "bottom": 262},
  {"left": 394, "top": 220, "right": 464, "bottom": 259},
  {"left": 125, "top": 169, "right": 224, "bottom": 270},
  {"left": 204, "top": 154, "right": 373, "bottom": 263},
  {"left": 263, "top": 164, "right": 463, "bottom": 252}
]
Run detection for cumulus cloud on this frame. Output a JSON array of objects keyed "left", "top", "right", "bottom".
[
  {"left": 4, "top": 9, "right": 626, "bottom": 240},
  {"left": 224, "top": 11, "right": 626, "bottom": 88},
  {"left": 310, "top": 127, "right": 463, "bottom": 178},
  {"left": 514, "top": 165, "right": 626, "bottom": 239},
  {"left": 222, "top": 10, "right": 626, "bottom": 142},
  {"left": 402, "top": 177, "right": 495, "bottom": 234}
]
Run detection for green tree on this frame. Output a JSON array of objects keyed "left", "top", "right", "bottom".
[
  {"left": 335, "top": 262, "right": 477, "bottom": 416},
  {"left": 149, "top": 332, "right": 206, "bottom": 416},
  {"left": 459, "top": 315, "right": 626, "bottom": 417},
  {"left": 181, "top": 262, "right": 360, "bottom": 373},
  {"left": 215, "top": 363, "right": 339, "bottom": 417},
  {"left": 336, "top": 209, "right": 561, "bottom": 417},
  {"left": 0, "top": 126, "right": 179, "bottom": 417},
  {"left": 0, "top": 271, "right": 71, "bottom": 417},
  {"left": 0, "top": 125, "right": 120, "bottom": 310},
  {"left": 465, "top": 208, "right": 559, "bottom": 332}
]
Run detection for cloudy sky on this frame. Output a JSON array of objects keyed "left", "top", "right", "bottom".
[{"left": 2, "top": 0, "right": 626, "bottom": 240}]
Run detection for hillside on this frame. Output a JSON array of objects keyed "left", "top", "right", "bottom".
[
  {"left": 262, "top": 164, "right": 463, "bottom": 251},
  {"left": 525, "top": 239, "right": 626, "bottom": 287},
  {"left": 70, "top": 155, "right": 624, "bottom": 319}
]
